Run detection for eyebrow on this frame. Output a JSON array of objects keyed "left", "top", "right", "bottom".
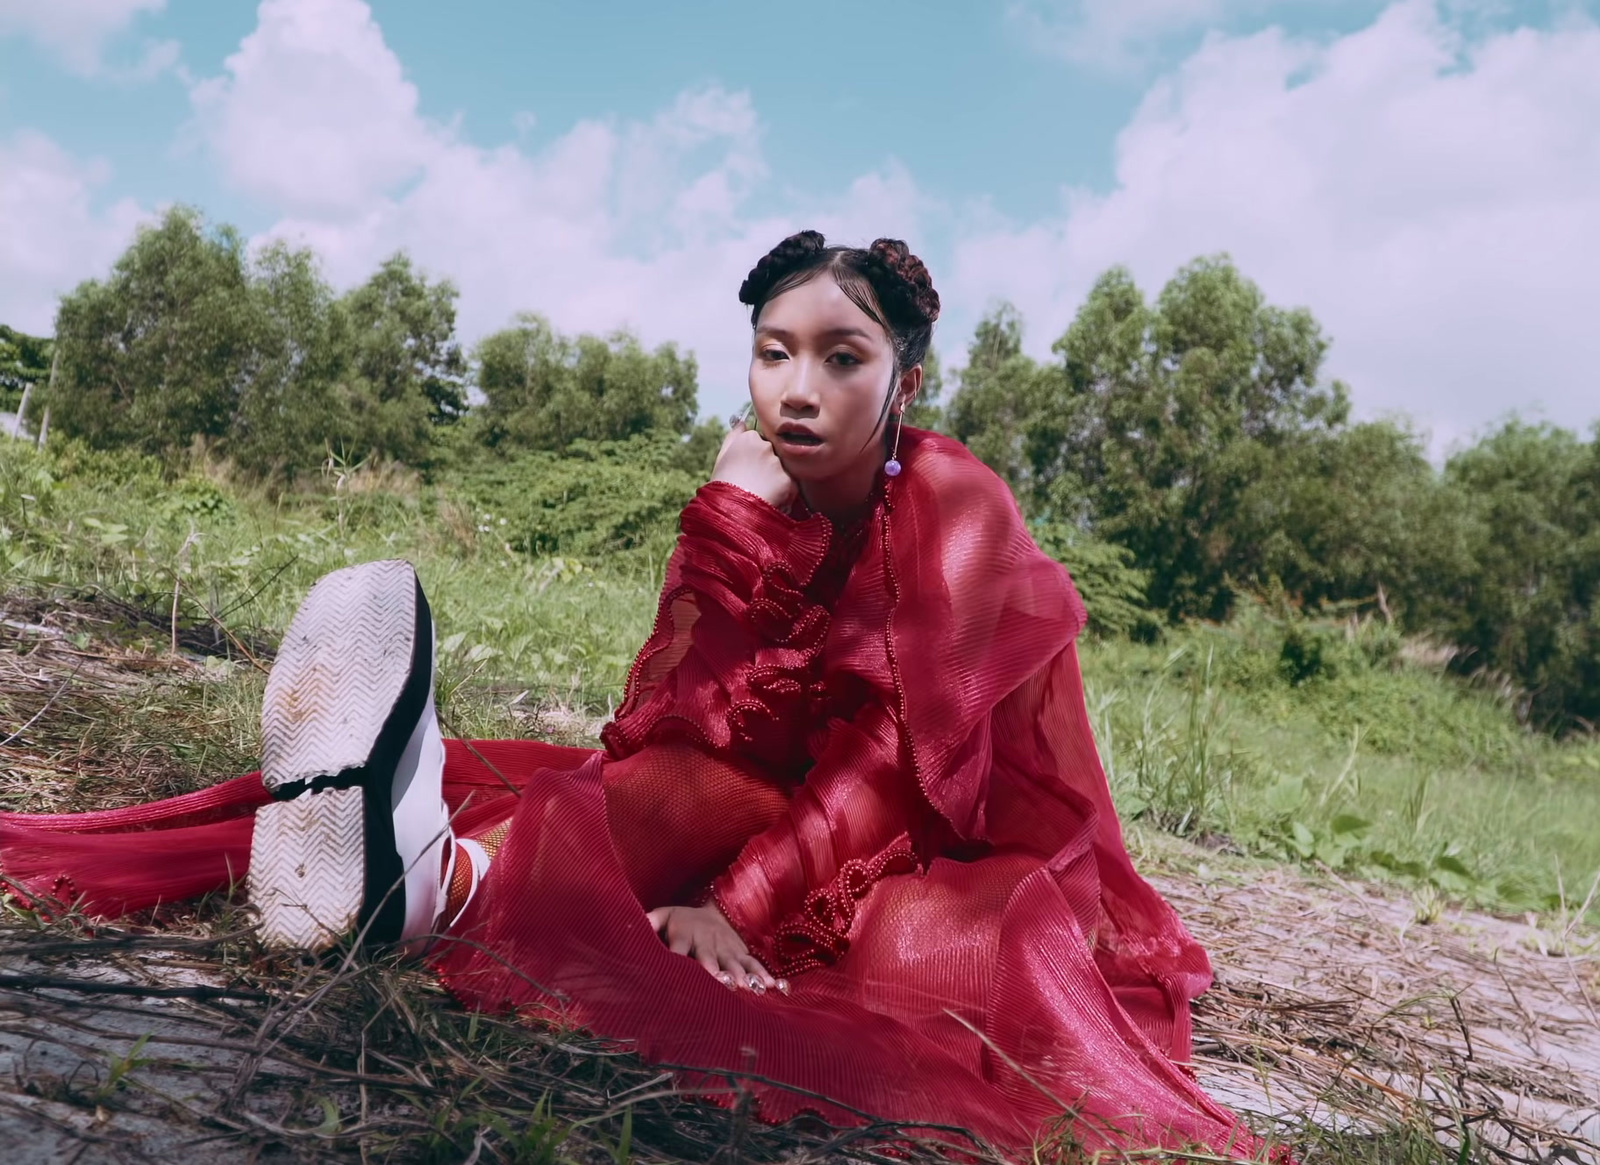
[{"left": 756, "top": 325, "right": 876, "bottom": 342}]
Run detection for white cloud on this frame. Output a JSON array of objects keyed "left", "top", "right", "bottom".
[
  {"left": 180, "top": 0, "right": 1597, "bottom": 443},
  {"left": 188, "top": 0, "right": 436, "bottom": 215},
  {"left": 0, "top": 132, "right": 149, "bottom": 334},
  {"left": 188, "top": 0, "right": 932, "bottom": 421},
  {"left": 0, "top": 0, "right": 170, "bottom": 76},
  {"left": 954, "top": 0, "right": 1600, "bottom": 447}
]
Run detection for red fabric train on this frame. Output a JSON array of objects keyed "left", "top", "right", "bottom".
[{"left": 0, "top": 430, "right": 1267, "bottom": 1159}]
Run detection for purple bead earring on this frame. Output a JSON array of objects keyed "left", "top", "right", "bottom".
[{"left": 884, "top": 411, "right": 904, "bottom": 477}]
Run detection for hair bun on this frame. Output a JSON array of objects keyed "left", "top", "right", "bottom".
[
  {"left": 867, "top": 237, "right": 941, "bottom": 325},
  {"left": 736, "top": 230, "right": 939, "bottom": 372},
  {"left": 739, "top": 230, "right": 827, "bottom": 306}
]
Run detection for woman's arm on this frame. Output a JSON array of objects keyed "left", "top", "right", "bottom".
[
  {"left": 600, "top": 481, "right": 835, "bottom": 776},
  {"left": 709, "top": 698, "right": 935, "bottom": 977}
]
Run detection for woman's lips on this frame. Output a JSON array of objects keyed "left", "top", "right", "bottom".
[{"left": 776, "top": 431, "right": 824, "bottom": 448}]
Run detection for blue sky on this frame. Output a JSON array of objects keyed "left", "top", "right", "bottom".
[{"left": 2, "top": 0, "right": 1597, "bottom": 444}]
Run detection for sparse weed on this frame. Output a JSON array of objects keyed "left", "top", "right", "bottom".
[
  {"left": 8, "top": 434, "right": 1599, "bottom": 926},
  {"left": 1, "top": 437, "right": 1597, "bottom": 1163},
  {"left": 1085, "top": 609, "right": 1600, "bottom": 925}
]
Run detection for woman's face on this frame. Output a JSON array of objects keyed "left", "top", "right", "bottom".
[{"left": 747, "top": 273, "right": 909, "bottom": 490}]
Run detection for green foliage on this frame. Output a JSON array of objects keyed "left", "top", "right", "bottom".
[
  {"left": 231, "top": 241, "right": 354, "bottom": 480},
  {"left": 902, "top": 345, "right": 946, "bottom": 431},
  {"left": 1085, "top": 609, "right": 1600, "bottom": 922},
  {"left": 0, "top": 441, "right": 58, "bottom": 539},
  {"left": 1029, "top": 478, "right": 1158, "bottom": 640},
  {"left": 475, "top": 313, "right": 699, "bottom": 450},
  {"left": 1056, "top": 259, "right": 1349, "bottom": 621},
  {"left": 1421, "top": 421, "right": 1600, "bottom": 732},
  {"left": 48, "top": 207, "right": 257, "bottom": 458},
  {"left": 947, "top": 263, "right": 1600, "bottom": 733},
  {"left": 945, "top": 303, "right": 1060, "bottom": 494},
  {"left": 45, "top": 207, "right": 467, "bottom": 482},
  {"left": 1032, "top": 521, "right": 1158, "bottom": 640},
  {"left": 458, "top": 432, "right": 703, "bottom": 563},
  {"left": 950, "top": 263, "right": 1353, "bottom": 622},
  {"left": 1098, "top": 646, "right": 1243, "bottom": 837},
  {"left": 4, "top": 433, "right": 1597, "bottom": 929},
  {"left": 0, "top": 438, "right": 655, "bottom": 712},
  {"left": 1247, "top": 418, "right": 1461, "bottom": 612},
  {"left": 337, "top": 253, "right": 469, "bottom": 464},
  {"left": 0, "top": 323, "right": 53, "bottom": 415},
  {"left": 24, "top": 208, "right": 1600, "bottom": 732}
]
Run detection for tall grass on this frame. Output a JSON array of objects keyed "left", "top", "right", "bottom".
[
  {"left": 4, "top": 438, "right": 1598, "bottom": 924},
  {"left": 1085, "top": 612, "right": 1600, "bottom": 921}
]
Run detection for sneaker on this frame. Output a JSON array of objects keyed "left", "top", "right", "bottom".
[{"left": 247, "top": 560, "right": 451, "bottom": 951}]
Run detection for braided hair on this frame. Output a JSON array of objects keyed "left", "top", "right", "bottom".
[
  {"left": 739, "top": 230, "right": 941, "bottom": 445},
  {"left": 738, "top": 231, "right": 941, "bottom": 371}
]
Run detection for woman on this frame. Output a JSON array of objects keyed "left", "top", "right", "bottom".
[{"left": 0, "top": 232, "right": 1268, "bottom": 1159}]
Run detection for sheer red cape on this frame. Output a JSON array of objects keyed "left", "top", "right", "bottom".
[{"left": 0, "top": 430, "right": 1264, "bottom": 1159}]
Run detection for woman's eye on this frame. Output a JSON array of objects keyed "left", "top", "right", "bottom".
[
  {"left": 829, "top": 351, "right": 861, "bottom": 366},
  {"left": 760, "top": 347, "right": 787, "bottom": 361}
]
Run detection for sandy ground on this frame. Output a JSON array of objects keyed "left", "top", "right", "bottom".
[
  {"left": 0, "top": 601, "right": 1594, "bottom": 1162},
  {"left": 1, "top": 864, "right": 1593, "bottom": 1163},
  {"left": 1161, "top": 861, "right": 1599, "bottom": 1160}
]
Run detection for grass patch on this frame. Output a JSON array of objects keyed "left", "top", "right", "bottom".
[
  {"left": 0, "top": 438, "right": 1596, "bottom": 1161},
  {"left": 1084, "top": 610, "right": 1600, "bottom": 924},
  {"left": 3, "top": 436, "right": 1596, "bottom": 915}
]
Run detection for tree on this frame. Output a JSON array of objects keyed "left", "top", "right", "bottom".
[
  {"left": 1056, "top": 258, "right": 1350, "bottom": 620},
  {"left": 231, "top": 241, "right": 355, "bottom": 480},
  {"left": 47, "top": 207, "right": 256, "bottom": 458},
  {"left": 0, "top": 325, "right": 52, "bottom": 416},
  {"left": 902, "top": 345, "right": 946, "bottom": 431},
  {"left": 1427, "top": 422, "right": 1600, "bottom": 730},
  {"left": 44, "top": 208, "right": 469, "bottom": 480},
  {"left": 1246, "top": 419, "right": 1462, "bottom": 614},
  {"left": 948, "top": 260, "right": 1352, "bottom": 622},
  {"left": 944, "top": 304, "right": 1060, "bottom": 497},
  {"left": 339, "top": 254, "right": 468, "bottom": 467},
  {"left": 474, "top": 314, "right": 699, "bottom": 450}
]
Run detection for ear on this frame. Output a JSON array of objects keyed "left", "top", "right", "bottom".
[{"left": 896, "top": 364, "right": 923, "bottom": 412}]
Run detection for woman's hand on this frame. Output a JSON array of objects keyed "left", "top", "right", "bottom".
[
  {"left": 645, "top": 902, "right": 785, "bottom": 993},
  {"left": 711, "top": 417, "right": 797, "bottom": 510}
]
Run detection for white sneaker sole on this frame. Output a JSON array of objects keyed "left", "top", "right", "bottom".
[
  {"left": 248, "top": 788, "right": 365, "bottom": 949},
  {"left": 248, "top": 560, "right": 441, "bottom": 951},
  {"left": 259, "top": 560, "right": 419, "bottom": 794}
]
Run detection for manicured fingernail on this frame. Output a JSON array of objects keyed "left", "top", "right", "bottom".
[
  {"left": 776, "top": 978, "right": 790, "bottom": 995},
  {"left": 716, "top": 972, "right": 734, "bottom": 988},
  {"left": 747, "top": 976, "right": 765, "bottom": 993}
]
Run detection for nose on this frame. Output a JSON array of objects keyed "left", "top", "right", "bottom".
[{"left": 780, "top": 355, "right": 822, "bottom": 414}]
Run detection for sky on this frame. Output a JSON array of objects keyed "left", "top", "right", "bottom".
[{"left": 1, "top": 0, "right": 1597, "bottom": 449}]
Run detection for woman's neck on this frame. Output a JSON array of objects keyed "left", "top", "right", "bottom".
[{"left": 799, "top": 452, "right": 882, "bottom": 525}]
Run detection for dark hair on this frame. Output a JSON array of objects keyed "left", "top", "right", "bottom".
[{"left": 739, "top": 231, "right": 940, "bottom": 445}]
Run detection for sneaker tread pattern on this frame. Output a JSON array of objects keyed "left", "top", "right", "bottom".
[
  {"left": 248, "top": 788, "right": 365, "bottom": 950},
  {"left": 260, "top": 559, "right": 417, "bottom": 792}
]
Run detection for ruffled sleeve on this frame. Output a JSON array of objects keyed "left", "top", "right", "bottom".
[
  {"left": 708, "top": 699, "right": 931, "bottom": 976},
  {"left": 600, "top": 481, "right": 836, "bottom": 778}
]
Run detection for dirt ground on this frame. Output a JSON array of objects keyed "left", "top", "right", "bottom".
[
  {"left": 0, "top": 597, "right": 1595, "bottom": 1163},
  {"left": 1165, "top": 858, "right": 1600, "bottom": 1161},
  {"left": 3, "top": 864, "right": 1593, "bottom": 1164}
]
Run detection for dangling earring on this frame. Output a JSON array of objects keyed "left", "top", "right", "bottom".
[{"left": 884, "top": 411, "right": 904, "bottom": 478}]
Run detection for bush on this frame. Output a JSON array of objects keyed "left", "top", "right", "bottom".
[
  {"left": 0, "top": 324, "right": 52, "bottom": 417},
  {"left": 474, "top": 315, "right": 700, "bottom": 451},
  {"left": 1031, "top": 520, "right": 1160, "bottom": 640},
  {"left": 455, "top": 433, "right": 705, "bottom": 563}
]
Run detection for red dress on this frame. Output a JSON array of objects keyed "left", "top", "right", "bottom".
[{"left": 0, "top": 430, "right": 1264, "bottom": 1158}]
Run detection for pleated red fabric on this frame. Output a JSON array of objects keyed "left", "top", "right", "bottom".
[{"left": 0, "top": 430, "right": 1269, "bottom": 1159}]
